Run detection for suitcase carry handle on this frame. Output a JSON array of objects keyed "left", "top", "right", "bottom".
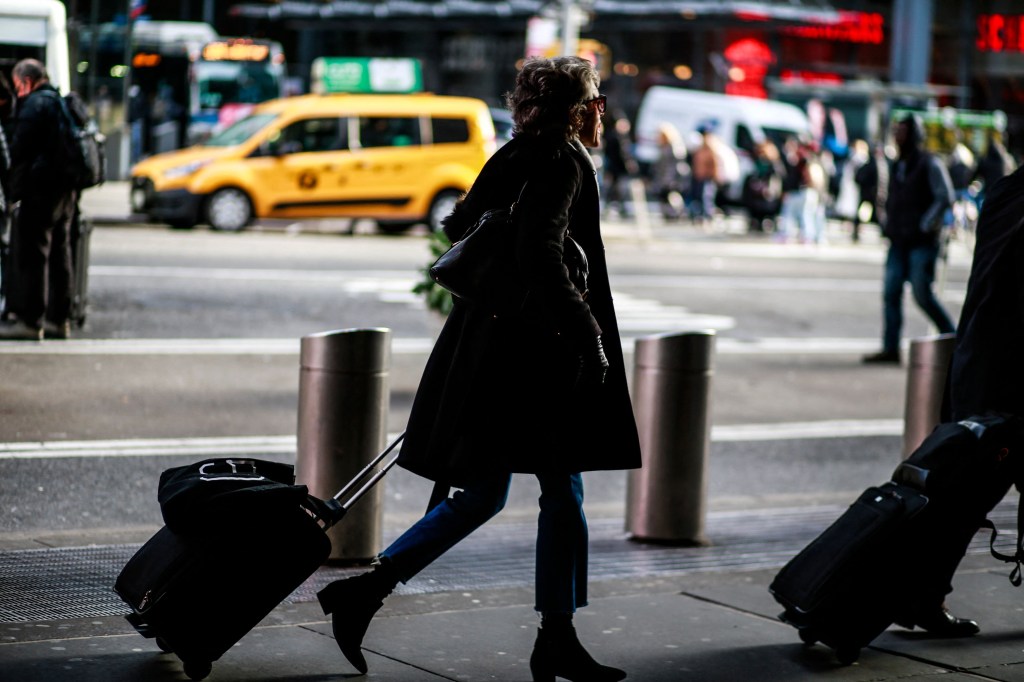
[{"left": 311, "top": 432, "right": 405, "bottom": 529}]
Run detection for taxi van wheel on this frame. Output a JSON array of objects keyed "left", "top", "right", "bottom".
[
  {"left": 377, "top": 221, "right": 417, "bottom": 235},
  {"left": 428, "top": 190, "right": 462, "bottom": 233},
  {"left": 206, "top": 188, "right": 252, "bottom": 232}
]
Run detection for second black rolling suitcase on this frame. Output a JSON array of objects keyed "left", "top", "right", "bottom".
[
  {"left": 768, "top": 481, "right": 928, "bottom": 664},
  {"left": 771, "top": 413, "right": 1023, "bottom": 664},
  {"left": 114, "top": 434, "right": 404, "bottom": 681}
]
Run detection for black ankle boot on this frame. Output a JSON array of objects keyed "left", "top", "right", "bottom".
[
  {"left": 529, "top": 616, "right": 626, "bottom": 682},
  {"left": 316, "top": 557, "right": 399, "bottom": 674}
]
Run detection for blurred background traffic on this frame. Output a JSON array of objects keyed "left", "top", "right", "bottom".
[{"left": 1, "top": 0, "right": 1019, "bottom": 238}]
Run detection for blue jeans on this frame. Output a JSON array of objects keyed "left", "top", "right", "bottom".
[
  {"left": 381, "top": 471, "right": 588, "bottom": 614},
  {"left": 881, "top": 241, "right": 956, "bottom": 354}
]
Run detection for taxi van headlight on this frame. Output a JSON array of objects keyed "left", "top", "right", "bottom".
[{"left": 164, "top": 160, "right": 212, "bottom": 179}]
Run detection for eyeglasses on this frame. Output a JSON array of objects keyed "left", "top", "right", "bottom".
[{"left": 582, "top": 94, "right": 606, "bottom": 114}]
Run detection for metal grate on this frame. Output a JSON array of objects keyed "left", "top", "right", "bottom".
[{"left": 1, "top": 502, "right": 1018, "bottom": 624}]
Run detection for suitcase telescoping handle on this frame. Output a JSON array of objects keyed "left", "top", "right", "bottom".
[{"left": 316, "top": 432, "right": 405, "bottom": 529}]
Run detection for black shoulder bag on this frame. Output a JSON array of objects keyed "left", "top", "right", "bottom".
[{"left": 429, "top": 182, "right": 529, "bottom": 311}]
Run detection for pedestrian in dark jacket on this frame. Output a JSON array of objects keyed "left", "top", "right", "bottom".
[
  {"left": 863, "top": 114, "right": 955, "bottom": 364},
  {"left": 0, "top": 59, "right": 76, "bottom": 340},
  {"left": 891, "top": 165, "right": 1024, "bottom": 639},
  {"left": 316, "top": 57, "right": 641, "bottom": 682}
]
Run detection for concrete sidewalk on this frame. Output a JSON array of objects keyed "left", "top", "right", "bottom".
[
  {"left": 2, "top": 497, "right": 1024, "bottom": 681},
  {"left": 81, "top": 181, "right": 139, "bottom": 225}
]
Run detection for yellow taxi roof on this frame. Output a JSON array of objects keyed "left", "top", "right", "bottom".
[{"left": 254, "top": 93, "right": 490, "bottom": 117}]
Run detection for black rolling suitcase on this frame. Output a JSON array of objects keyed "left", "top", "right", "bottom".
[
  {"left": 114, "top": 434, "right": 404, "bottom": 681},
  {"left": 770, "top": 413, "right": 1023, "bottom": 664}
]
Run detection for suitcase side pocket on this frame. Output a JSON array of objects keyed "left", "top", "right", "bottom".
[{"left": 770, "top": 484, "right": 926, "bottom": 614}]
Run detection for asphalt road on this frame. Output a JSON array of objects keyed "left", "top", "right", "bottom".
[{"left": 0, "top": 218, "right": 974, "bottom": 543}]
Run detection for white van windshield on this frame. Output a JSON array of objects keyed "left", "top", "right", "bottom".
[
  {"left": 763, "top": 126, "right": 801, "bottom": 149},
  {"left": 203, "top": 113, "right": 278, "bottom": 147}
]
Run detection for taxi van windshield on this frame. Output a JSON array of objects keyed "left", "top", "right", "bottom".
[{"left": 204, "top": 113, "right": 279, "bottom": 147}]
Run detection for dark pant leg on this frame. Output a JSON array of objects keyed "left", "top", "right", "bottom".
[
  {"left": 908, "top": 242, "right": 956, "bottom": 335},
  {"left": 534, "top": 472, "right": 588, "bottom": 613},
  {"left": 45, "top": 193, "right": 75, "bottom": 325},
  {"left": 380, "top": 471, "right": 511, "bottom": 582},
  {"left": 10, "top": 198, "right": 51, "bottom": 328},
  {"left": 905, "top": 476, "right": 1013, "bottom": 614},
  {"left": 882, "top": 244, "right": 909, "bottom": 354}
]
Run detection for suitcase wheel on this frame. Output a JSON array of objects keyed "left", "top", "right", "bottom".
[
  {"left": 183, "top": 660, "right": 212, "bottom": 681},
  {"left": 835, "top": 646, "right": 860, "bottom": 666},
  {"left": 798, "top": 628, "right": 817, "bottom": 646}
]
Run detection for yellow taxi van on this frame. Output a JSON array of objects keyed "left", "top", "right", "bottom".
[{"left": 130, "top": 93, "right": 497, "bottom": 232}]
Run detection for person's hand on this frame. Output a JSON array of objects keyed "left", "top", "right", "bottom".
[{"left": 575, "top": 336, "right": 609, "bottom": 389}]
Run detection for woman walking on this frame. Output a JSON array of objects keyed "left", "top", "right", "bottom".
[{"left": 317, "top": 56, "right": 642, "bottom": 681}]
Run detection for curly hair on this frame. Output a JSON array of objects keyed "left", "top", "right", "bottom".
[{"left": 505, "top": 57, "right": 599, "bottom": 142}]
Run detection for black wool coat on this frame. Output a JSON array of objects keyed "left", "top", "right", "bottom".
[{"left": 398, "top": 133, "right": 643, "bottom": 487}]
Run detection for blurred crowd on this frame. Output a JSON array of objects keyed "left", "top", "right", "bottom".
[{"left": 591, "top": 108, "right": 1017, "bottom": 245}]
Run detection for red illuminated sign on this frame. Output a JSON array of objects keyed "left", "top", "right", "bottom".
[
  {"left": 780, "top": 70, "right": 844, "bottom": 85},
  {"left": 977, "top": 14, "right": 1024, "bottom": 52},
  {"left": 783, "top": 11, "right": 884, "bottom": 45}
]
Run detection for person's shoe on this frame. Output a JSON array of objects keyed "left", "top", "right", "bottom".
[
  {"left": 0, "top": 319, "right": 43, "bottom": 341},
  {"left": 862, "top": 350, "right": 901, "bottom": 365},
  {"left": 529, "top": 622, "right": 627, "bottom": 682},
  {"left": 44, "top": 321, "right": 72, "bottom": 340},
  {"left": 316, "top": 557, "right": 399, "bottom": 674},
  {"left": 898, "top": 604, "right": 980, "bottom": 637}
]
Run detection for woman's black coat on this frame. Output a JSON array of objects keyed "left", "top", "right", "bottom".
[{"left": 398, "top": 133, "right": 643, "bottom": 487}]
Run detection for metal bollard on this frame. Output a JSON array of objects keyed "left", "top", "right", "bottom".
[
  {"left": 296, "top": 328, "right": 391, "bottom": 563},
  {"left": 626, "top": 331, "right": 715, "bottom": 545},
  {"left": 901, "top": 333, "right": 957, "bottom": 457}
]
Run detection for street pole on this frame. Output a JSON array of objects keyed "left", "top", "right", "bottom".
[
  {"left": 560, "top": 0, "right": 579, "bottom": 57},
  {"left": 87, "top": 0, "right": 99, "bottom": 110},
  {"left": 121, "top": 0, "right": 135, "bottom": 179}
]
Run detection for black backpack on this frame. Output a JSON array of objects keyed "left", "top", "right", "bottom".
[{"left": 40, "top": 90, "right": 106, "bottom": 190}]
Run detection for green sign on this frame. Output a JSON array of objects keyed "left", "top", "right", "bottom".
[{"left": 312, "top": 57, "right": 423, "bottom": 94}]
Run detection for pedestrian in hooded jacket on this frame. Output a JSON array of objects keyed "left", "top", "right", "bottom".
[
  {"left": 0, "top": 59, "right": 76, "bottom": 341},
  {"left": 863, "top": 113, "right": 955, "bottom": 365},
  {"left": 315, "top": 57, "right": 641, "bottom": 682}
]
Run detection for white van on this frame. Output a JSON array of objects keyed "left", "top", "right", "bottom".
[{"left": 634, "top": 86, "right": 811, "bottom": 203}]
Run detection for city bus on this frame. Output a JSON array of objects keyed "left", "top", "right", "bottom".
[
  {"left": 188, "top": 37, "right": 286, "bottom": 144},
  {"left": 81, "top": 22, "right": 285, "bottom": 154}
]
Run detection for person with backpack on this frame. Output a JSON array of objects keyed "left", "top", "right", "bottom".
[{"left": 0, "top": 59, "right": 76, "bottom": 340}]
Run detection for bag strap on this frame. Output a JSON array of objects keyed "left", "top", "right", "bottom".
[
  {"left": 984, "top": 496, "right": 1024, "bottom": 587},
  {"left": 509, "top": 180, "right": 529, "bottom": 216}
]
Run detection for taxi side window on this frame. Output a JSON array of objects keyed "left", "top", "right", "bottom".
[
  {"left": 278, "top": 117, "right": 349, "bottom": 153},
  {"left": 359, "top": 116, "right": 422, "bottom": 148},
  {"left": 431, "top": 117, "right": 470, "bottom": 144}
]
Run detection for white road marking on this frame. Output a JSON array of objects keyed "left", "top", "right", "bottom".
[
  {"left": 0, "top": 419, "right": 904, "bottom": 459},
  {"left": 0, "top": 336, "right": 889, "bottom": 355}
]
